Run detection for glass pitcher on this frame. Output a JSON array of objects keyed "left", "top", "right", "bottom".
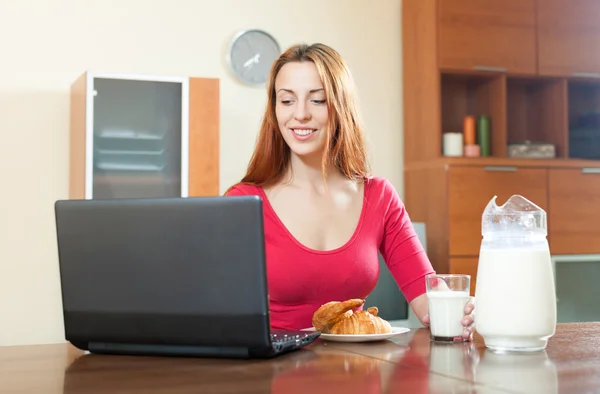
[{"left": 474, "top": 195, "right": 556, "bottom": 352}]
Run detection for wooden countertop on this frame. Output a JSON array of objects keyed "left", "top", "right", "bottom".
[{"left": 1, "top": 323, "right": 599, "bottom": 393}]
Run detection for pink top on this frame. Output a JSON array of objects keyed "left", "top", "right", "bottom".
[{"left": 225, "top": 176, "right": 435, "bottom": 330}]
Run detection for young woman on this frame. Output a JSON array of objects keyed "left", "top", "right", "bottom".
[{"left": 225, "top": 43, "right": 475, "bottom": 340}]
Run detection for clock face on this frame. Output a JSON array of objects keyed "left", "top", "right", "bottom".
[{"left": 228, "top": 29, "right": 281, "bottom": 86}]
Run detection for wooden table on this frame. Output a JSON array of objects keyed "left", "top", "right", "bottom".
[{"left": 1, "top": 323, "right": 599, "bottom": 393}]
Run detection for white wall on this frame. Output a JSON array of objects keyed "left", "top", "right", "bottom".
[{"left": 0, "top": 0, "right": 403, "bottom": 346}]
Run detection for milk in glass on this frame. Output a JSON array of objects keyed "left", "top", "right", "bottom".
[
  {"left": 475, "top": 195, "right": 556, "bottom": 352},
  {"left": 428, "top": 290, "right": 470, "bottom": 338},
  {"left": 426, "top": 274, "right": 470, "bottom": 341}
]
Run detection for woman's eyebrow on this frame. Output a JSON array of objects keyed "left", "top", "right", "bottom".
[{"left": 276, "top": 88, "right": 324, "bottom": 94}]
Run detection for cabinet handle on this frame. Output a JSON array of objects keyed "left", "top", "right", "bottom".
[
  {"left": 572, "top": 72, "right": 600, "bottom": 79},
  {"left": 581, "top": 167, "right": 600, "bottom": 174},
  {"left": 474, "top": 66, "right": 507, "bottom": 73},
  {"left": 484, "top": 166, "right": 517, "bottom": 172}
]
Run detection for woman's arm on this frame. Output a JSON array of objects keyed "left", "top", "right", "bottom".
[
  {"left": 375, "top": 178, "right": 435, "bottom": 311},
  {"left": 375, "top": 179, "right": 475, "bottom": 339},
  {"left": 409, "top": 293, "right": 430, "bottom": 327}
]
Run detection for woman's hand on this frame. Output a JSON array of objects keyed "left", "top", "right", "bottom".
[{"left": 460, "top": 297, "right": 476, "bottom": 341}]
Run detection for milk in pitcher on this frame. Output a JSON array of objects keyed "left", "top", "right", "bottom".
[{"left": 475, "top": 195, "right": 556, "bottom": 352}]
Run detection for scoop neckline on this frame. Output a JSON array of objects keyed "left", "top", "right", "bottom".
[{"left": 257, "top": 180, "right": 369, "bottom": 255}]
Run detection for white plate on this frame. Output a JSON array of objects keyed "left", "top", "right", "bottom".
[{"left": 300, "top": 326, "right": 410, "bottom": 343}]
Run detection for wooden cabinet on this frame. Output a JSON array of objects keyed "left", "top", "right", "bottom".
[
  {"left": 448, "top": 165, "right": 548, "bottom": 256},
  {"left": 404, "top": 163, "right": 551, "bottom": 293},
  {"left": 449, "top": 257, "right": 479, "bottom": 296},
  {"left": 407, "top": 0, "right": 600, "bottom": 76},
  {"left": 447, "top": 165, "right": 548, "bottom": 294},
  {"left": 406, "top": 162, "right": 600, "bottom": 283},
  {"left": 437, "top": 0, "right": 600, "bottom": 77},
  {"left": 70, "top": 71, "right": 220, "bottom": 200},
  {"left": 438, "top": 0, "right": 537, "bottom": 75},
  {"left": 402, "top": 0, "right": 600, "bottom": 285},
  {"left": 537, "top": 0, "right": 600, "bottom": 77},
  {"left": 548, "top": 168, "right": 600, "bottom": 254}
]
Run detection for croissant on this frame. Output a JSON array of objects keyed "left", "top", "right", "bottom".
[
  {"left": 312, "top": 299, "right": 365, "bottom": 333},
  {"left": 330, "top": 306, "right": 392, "bottom": 335}
]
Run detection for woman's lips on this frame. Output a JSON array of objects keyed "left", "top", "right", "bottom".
[{"left": 290, "top": 128, "right": 317, "bottom": 141}]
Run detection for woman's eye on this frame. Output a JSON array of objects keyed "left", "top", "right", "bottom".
[
  {"left": 281, "top": 100, "right": 293, "bottom": 105},
  {"left": 312, "top": 100, "right": 326, "bottom": 104}
]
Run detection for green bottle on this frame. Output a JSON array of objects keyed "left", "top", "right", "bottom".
[{"left": 478, "top": 115, "right": 491, "bottom": 157}]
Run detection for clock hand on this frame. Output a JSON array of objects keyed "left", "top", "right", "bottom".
[{"left": 243, "top": 54, "right": 260, "bottom": 68}]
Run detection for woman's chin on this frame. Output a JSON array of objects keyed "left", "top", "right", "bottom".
[{"left": 289, "top": 146, "right": 325, "bottom": 162}]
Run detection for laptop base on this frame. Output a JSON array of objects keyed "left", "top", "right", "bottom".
[{"left": 76, "top": 330, "right": 321, "bottom": 359}]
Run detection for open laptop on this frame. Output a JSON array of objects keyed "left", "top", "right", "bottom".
[{"left": 54, "top": 195, "right": 320, "bottom": 359}]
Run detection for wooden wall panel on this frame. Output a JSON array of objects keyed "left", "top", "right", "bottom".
[{"left": 188, "top": 77, "right": 220, "bottom": 197}]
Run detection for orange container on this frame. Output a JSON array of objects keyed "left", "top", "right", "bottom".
[{"left": 463, "top": 116, "right": 476, "bottom": 146}]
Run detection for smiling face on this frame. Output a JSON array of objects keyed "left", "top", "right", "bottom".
[
  {"left": 274, "top": 61, "right": 329, "bottom": 160},
  {"left": 234, "top": 43, "right": 370, "bottom": 189}
]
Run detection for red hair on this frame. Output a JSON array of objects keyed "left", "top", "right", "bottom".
[{"left": 226, "top": 43, "right": 371, "bottom": 194}]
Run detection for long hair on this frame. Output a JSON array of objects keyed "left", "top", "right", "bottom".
[{"left": 228, "top": 43, "right": 371, "bottom": 193}]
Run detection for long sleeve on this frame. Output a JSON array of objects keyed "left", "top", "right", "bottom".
[{"left": 377, "top": 179, "right": 435, "bottom": 302}]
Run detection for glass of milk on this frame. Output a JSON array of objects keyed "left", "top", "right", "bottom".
[{"left": 426, "top": 274, "right": 471, "bottom": 342}]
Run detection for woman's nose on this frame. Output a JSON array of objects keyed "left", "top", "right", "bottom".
[{"left": 294, "top": 103, "right": 311, "bottom": 121}]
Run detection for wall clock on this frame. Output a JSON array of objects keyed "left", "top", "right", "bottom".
[{"left": 227, "top": 29, "right": 281, "bottom": 86}]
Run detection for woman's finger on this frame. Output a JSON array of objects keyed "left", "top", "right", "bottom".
[
  {"left": 464, "top": 297, "right": 475, "bottom": 314},
  {"left": 462, "top": 315, "right": 473, "bottom": 327},
  {"left": 462, "top": 322, "right": 476, "bottom": 339}
]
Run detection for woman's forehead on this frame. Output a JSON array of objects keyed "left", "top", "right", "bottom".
[{"left": 275, "top": 62, "right": 324, "bottom": 93}]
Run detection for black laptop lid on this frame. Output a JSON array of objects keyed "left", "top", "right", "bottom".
[{"left": 54, "top": 196, "right": 271, "bottom": 349}]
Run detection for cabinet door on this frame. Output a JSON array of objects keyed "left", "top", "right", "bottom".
[
  {"left": 438, "top": 0, "right": 537, "bottom": 75},
  {"left": 537, "top": 0, "right": 600, "bottom": 76},
  {"left": 90, "top": 76, "right": 186, "bottom": 199},
  {"left": 448, "top": 165, "right": 548, "bottom": 256},
  {"left": 548, "top": 168, "right": 600, "bottom": 254},
  {"left": 70, "top": 72, "right": 220, "bottom": 200}
]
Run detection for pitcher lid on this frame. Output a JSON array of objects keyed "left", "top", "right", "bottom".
[{"left": 482, "top": 195, "right": 547, "bottom": 236}]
